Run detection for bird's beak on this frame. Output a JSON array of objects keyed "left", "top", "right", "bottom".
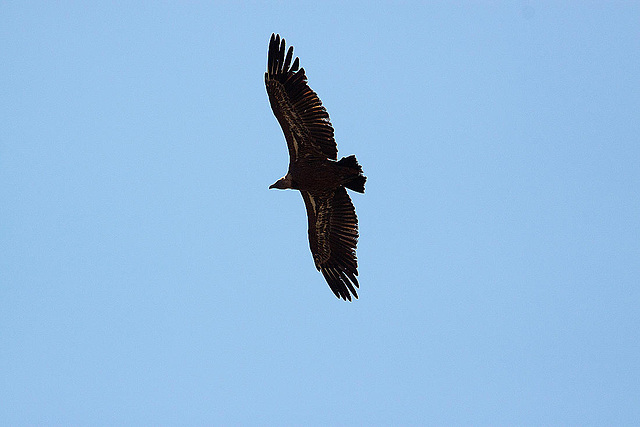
[{"left": 269, "top": 177, "right": 287, "bottom": 190}]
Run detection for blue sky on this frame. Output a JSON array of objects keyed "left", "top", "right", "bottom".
[{"left": 1, "top": 2, "right": 639, "bottom": 425}]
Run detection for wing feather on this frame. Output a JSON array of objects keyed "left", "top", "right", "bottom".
[
  {"left": 301, "top": 188, "right": 360, "bottom": 301},
  {"left": 265, "top": 34, "right": 338, "bottom": 162}
]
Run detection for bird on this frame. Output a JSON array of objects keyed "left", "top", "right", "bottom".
[{"left": 265, "top": 33, "right": 366, "bottom": 301}]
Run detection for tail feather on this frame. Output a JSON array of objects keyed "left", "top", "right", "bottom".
[
  {"left": 345, "top": 175, "right": 366, "bottom": 193},
  {"left": 337, "top": 154, "right": 362, "bottom": 173},
  {"left": 338, "top": 155, "right": 366, "bottom": 193}
]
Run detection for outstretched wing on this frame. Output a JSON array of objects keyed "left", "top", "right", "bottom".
[
  {"left": 265, "top": 33, "right": 338, "bottom": 162},
  {"left": 301, "top": 188, "right": 360, "bottom": 301}
]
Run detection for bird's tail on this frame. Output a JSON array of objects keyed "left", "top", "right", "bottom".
[{"left": 338, "top": 155, "right": 366, "bottom": 193}]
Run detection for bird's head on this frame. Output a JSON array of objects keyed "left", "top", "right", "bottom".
[{"left": 269, "top": 174, "right": 293, "bottom": 190}]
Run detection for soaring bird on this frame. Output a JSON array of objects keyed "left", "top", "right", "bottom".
[{"left": 265, "top": 34, "right": 366, "bottom": 301}]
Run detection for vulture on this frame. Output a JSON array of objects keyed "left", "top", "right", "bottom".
[{"left": 265, "top": 33, "right": 366, "bottom": 301}]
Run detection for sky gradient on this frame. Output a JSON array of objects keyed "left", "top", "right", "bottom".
[{"left": 2, "top": 2, "right": 639, "bottom": 425}]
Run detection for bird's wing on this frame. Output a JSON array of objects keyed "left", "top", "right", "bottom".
[
  {"left": 301, "top": 188, "right": 359, "bottom": 301},
  {"left": 265, "top": 33, "right": 338, "bottom": 162}
]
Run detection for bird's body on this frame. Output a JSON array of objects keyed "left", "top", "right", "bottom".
[
  {"left": 265, "top": 34, "right": 366, "bottom": 301},
  {"left": 273, "top": 157, "right": 361, "bottom": 192}
]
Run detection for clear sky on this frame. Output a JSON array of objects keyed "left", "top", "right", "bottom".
[{"left": 1, "top": 2, "right": 639, "bottom": 425}]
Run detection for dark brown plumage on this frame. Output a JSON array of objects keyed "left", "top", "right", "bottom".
[{"left": 265, "top": 33, "right": 366, "bottom": 301}]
